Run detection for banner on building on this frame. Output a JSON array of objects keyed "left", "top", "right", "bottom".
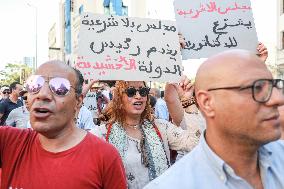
[
  {"left": 174, "top": 0, "right": 258, "bottom": 59},
  {"left": 76, "top": 13, "right": 182, "bottom": 82}
]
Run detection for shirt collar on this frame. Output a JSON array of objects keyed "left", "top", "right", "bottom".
[
  {"left": 22, "top": 105, "right": 29, "bottom": 113},
  {"left": 200, "top": 131, "right": 229, "bottom": 183},
  {"left": 258, "top": 143, "right": 273, "bottom": 169},
  {"left": 200, "top": 131, "right": 274, "bottom": 183},
  {"left": 7, "top": 97, "right": 20, "bottom": 104}
]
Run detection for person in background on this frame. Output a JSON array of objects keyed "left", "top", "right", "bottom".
[
  {"left": 0, "top": 82, "right": 23, "bottom": 125},
  {"left": 81, "top": 80, "right": 111, "bottom": 126},
  {"left": 150, "top": 88, "right": 169, "bottom": 121},
  {"left": 165, "top": 76, "right": 205, "bottom": 162},
  {"left": 160, "top": 90, "right": 165, "bottom": 99},
  {"left": 76, "top": 105, "right": 97, "bottom": 131},
  {"left": 0, "top": 60, "right": 127, "bottom": 189},
  {"left": 145, "top": 49, "right": 284, "bottom": 189},
  {"left": 149, "top": 95, "right": 157, "bottom": 114},
  {"left": 6, "top": 90, "right": 30, "bottom": 128},
  {"left": 96, "top": 87, "right": 110, "bottom": 115},
  {"left": 101, "top": 82, "right": 112, "bottom": 101},
  {"left": 0, "top": 86, "right": 10, "bottom": 102}
]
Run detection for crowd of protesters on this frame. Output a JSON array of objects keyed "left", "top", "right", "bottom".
[{"left": 0, "top": 38, "right": 284, "bottom": 189}]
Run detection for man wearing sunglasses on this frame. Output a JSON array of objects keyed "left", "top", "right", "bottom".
[
  {"left": 145, "top": 50, "right": 284, "bottom": 189},
  {"left": 0, "top": 86, "right": 10, "bottom": 102},
  {"left": 0, "top": 82, "right": 23, "bottom": 126},
  {"left": 0, "top": 60, "right": 127, "bottom": 189},
  {"left": 5, "top": 90, "right": 30, "bottom": 128}
]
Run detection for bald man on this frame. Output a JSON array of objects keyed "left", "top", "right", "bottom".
[
  {"left": 145, "top": 50, "right": 284, "bottom": 189},
  {"left": 0, "top": 61, "right": 127, "bottom": 189}
]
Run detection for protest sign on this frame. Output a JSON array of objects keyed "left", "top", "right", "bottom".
[
  {"left": 174, "top": 0, "right": 258, "bottom": 59},
  {"left": 83, "top": 92, "right": 98, "bottom": 118},
  {"left": 76, "top": 13, "right": 182, "bottom": 82}
]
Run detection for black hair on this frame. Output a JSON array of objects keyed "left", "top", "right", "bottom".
[
  {"left": 9, "top": 82, "right": 21, "bottom": 92},
  {"left": 161, "top": 91, "right": 164, "bottom": 98},
  {"left": 100, "top": 80, "right": 116, "bottom": 88},
  {"left": 73, "top": 68, "right": 84, "bottom": 95},
  {"left": 149, "top": 95, "right": 157, "bottom": 108}
]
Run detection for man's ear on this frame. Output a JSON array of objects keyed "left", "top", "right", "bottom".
[
  {"left": 75, "top": 94, "right": 84, "bottom": 113},
  {"left": 196, "top": 90, "right": 215, "bottom": 118}
]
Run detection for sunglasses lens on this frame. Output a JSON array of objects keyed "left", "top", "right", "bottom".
[
  {"left": 26, "top": 75, "right": 45, "bottom": 94},
  {"left": 126, "top": 88, "right": 136, "bottom": 97},
  {"left": 125, "top": 87, "right": 149, "bottom": 97},
  {"left": 49, "top": 77, "right": 71, "bottom": 96},
  {"left": 139, "top": 87, "right": 149, "bottom": 97},
  {"left": 3, "top": 91, "right": 9, "bottom": 94},
  {"left": 22, "top": 96, "right": 27, "bottom": 100}
]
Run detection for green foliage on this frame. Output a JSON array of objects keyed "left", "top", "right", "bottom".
[{"left": 0, "top": 63, "right": 33, "bottom": 86}]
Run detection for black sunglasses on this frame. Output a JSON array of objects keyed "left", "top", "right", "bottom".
[
  {"left": 125, "top": 87, "right": 150, "bottom": 97},
  {"left": 22, "top": 96, "right": 28, "bottom": 100},
  {"left": 2, "top": 91, "right": 10, "bottom": 94}
]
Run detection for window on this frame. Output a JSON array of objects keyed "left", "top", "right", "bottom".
[
  {"left": 122, "top": 3, "right": 128, "bottom": 16},
  {"left": 103, "top": 0, "right": 128, "bottom": 16},
  {"left": 282, "top": 32, "right": 284, "bottom": 49},
  {"left": 103, "top": 0, "right": 110, "bottom": 15},
  {"left": 71, "top": 0, "right": 74, "bottom": 12},
  {"left": 79, "top": 5, "right": 84, "bottom": 14},
  {"left": 283, "top": 0, "right": 284, "bottom": 14}
]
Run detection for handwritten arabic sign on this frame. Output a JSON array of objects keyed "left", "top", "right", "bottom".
[
  {"left": 174, "top": 0, "right": 258, "bottom": 59},
  {"left": 83, "top": 92, "right": 98, "bottom": 118},
  {"left": 77, "top": 13, "right": 182, "bottom": 82}
]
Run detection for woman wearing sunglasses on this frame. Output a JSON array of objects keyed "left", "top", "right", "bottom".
[{"left": 90, "top": 80, "right": 198, "bottom": 189}]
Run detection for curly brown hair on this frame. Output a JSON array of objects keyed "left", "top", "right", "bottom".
[{"left": 106, "top": 81, "right": 154, "bottom": 124}]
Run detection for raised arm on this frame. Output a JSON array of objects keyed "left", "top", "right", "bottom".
[
  {"left": 165, "top": 75, "right": 194, "bottom": 126},
  {"left": 81, "top": 79, "right": 99, "bottom": 98}
]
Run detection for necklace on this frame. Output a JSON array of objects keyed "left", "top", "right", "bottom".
[{"left": 124, "top": 123, "right": 140, "bottom": 130}]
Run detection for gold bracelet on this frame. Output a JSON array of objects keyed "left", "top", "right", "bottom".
[{"left": 181, "top": 96, "right": 195, "bottom": 108}]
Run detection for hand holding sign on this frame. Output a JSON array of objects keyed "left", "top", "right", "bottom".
[
  {"left": 82, "top": 79, "right": 99, "bottom": 97},
  {"left": 257, "top": 42, "right": 268, "bottom": 62}
]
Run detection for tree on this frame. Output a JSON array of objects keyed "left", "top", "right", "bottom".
[{"left": 0, "top": 63, "right": 32, "bottom": 86}]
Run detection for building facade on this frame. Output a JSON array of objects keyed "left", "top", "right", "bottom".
[
  {"left": 48, "top": 23, "right": 63, "bottom": 60},
  {"left": 50, "top": 0, "right": 146, "bottom": 66},
  {"left": 23, "top": 57, "right": 35, "bottom": 69},
  {"left": 277, "top": 0, "right": 284, "bottom": 78}
]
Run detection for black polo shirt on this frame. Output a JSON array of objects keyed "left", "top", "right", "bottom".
[{"left": 0, "top": 98, "right": 23, "bottom": 126}]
